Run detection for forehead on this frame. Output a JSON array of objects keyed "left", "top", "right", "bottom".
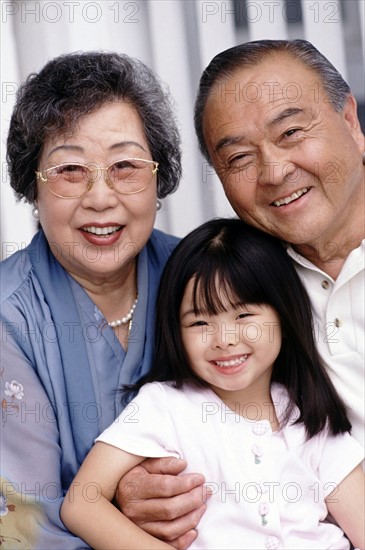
[
  {"left": 40, "top": 101, "right": 149, "bottom": 160},
  {"left": 202, "top": 53, "right": 322, "bottom": 136}
]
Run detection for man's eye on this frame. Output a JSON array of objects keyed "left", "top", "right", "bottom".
[
  {"left": 284, "top": 128, "right": 300, "bottom": 138},
  {"left": 229, "top": 154, "right": 251, "bottom": 167}
]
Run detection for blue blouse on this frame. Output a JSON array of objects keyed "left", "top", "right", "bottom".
[{"left": 0, "top": 229, "right": 178, "bottom": 549}]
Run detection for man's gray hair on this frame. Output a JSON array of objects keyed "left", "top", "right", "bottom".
[{"left": 194, "top": 39, "right": 351, "bottom": 163}]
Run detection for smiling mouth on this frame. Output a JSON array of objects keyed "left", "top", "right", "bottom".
[
  {"left": 272, "top": 187, "right": 309, "bottom": 207},
  {"left": 82, "top": 225, "right": 122, "bottom": 237},
  {"left": 214, "top": 355, "right": 248, "bottom": 368}
]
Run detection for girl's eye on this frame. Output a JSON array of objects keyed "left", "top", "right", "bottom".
[
  {"left": 190, "top": 320, "right": 208, "bottom": 327},
  {"left": 237, "top": 312, "right": 253, "bottom": 320}
]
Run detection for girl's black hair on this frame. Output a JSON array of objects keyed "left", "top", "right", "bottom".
[{"left": 127, "top": 218, "right": 351, "bottom": 439}]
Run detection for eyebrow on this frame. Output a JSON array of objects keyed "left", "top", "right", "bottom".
[
  {"left": 215, "top": 135, "right": 244, "bottom": 153},
  {"left": 109, "top": 141, "right": 147, "bottom": 153},
  {"left": 180, "top": 309, "right": 197, "bottom": 320},
  {"left": 47, "top": 141, "right": 147, "bottom": 157},
  {"left": 268, "top": 108, "right": 304, "bottom": 127},
  {"left": 215, "top": 108, "right": 304, "bottom": 153},
  {"left": 47, "top": 144, "right": 83, "bottom": 156}
]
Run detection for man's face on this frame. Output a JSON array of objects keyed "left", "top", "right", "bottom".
[{"left": 202, "top": 53, "right": 364, "bottom": 248}]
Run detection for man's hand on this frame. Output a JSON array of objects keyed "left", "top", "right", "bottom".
[{"left": 116, "top": 457, "right": 209, "bottom": 550}]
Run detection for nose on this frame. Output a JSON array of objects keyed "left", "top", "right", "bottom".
[
  {"left": 212, "top": 321, "right": 240, "bottom": 350},
  {"left": 257, "top": 146, "right": 296, "bottom": 186},
  {"left": 80, "top": 169, "right": 119, "bottom": 211}
]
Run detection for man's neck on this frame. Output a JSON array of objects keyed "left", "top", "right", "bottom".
[{"left": 293, "top": 232, "right": 364, "bottom": 279}]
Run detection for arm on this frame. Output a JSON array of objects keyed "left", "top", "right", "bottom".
[
  {"left": 116, "top": 458, "right": 208, "bottom": 549},
  {"left": 61, "top": 442, "right": 174, "bottom": 550},
  {"left": 1, "top": 332, "right": 86, "bottom": 549},
  {"left": 326, "top": 464, "right": 365, "bottom": 549}
]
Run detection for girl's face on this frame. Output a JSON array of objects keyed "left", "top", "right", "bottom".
[{"left": 180, "top": 278, "right": 282, "bottom": 404}]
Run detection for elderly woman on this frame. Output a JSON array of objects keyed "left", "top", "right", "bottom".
[{"left": 1, "top": 51, "right": 183, "bottom": 548}]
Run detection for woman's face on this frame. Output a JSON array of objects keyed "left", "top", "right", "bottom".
[{"left": 36, "top": 101, "right": 157, "bottom": 285}]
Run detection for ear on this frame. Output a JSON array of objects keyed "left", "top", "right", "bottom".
[{"left": 343, "top": 95, "right": 365, "bottom": 153}]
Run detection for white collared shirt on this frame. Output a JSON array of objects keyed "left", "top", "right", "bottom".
[{"left": 287, "top": 240, "right": 364, "bottom": 449}]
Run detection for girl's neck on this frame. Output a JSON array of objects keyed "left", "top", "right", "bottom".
[{"left": 212, "top": 384, "right": 279, "bottom": 431}]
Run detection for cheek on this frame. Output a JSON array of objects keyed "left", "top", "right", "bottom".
[
  {"left": 182, "top": 332, "right": 203, "bottom": 356},
  {"left": 37, "top": 196, "right": 75, "bottom": 226},
  {"left": 126, "top": 189, "right": 157, "bottom": 218},
  {"left": 223, "top": 176, "right": 255, "bottom": 210}
]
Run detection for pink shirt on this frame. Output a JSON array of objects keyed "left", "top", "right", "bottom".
[{"left": 97, "top": 382, "right": 364, "bottom": 549}]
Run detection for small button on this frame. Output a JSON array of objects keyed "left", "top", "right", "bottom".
[
  {"left": 321, "top": 280, "right": 329, "bottom": 289},
  {"left": 265, "top": 535, "right": 280, "bottom": 549},
  {"left": 252, "top": 444, "right": 263, "bottom": 464},
  {"left": 252, "top": 421, "right": 269, "bottom": 436},
  {"left": 258, "top": 501, "right": 270, "bottom": 525},
  {"left": 334, "top": 318, "right": 343, "bottom": 327}
]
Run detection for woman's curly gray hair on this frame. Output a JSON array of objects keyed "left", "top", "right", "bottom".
[{"left": 7, "top": 51, "right": 182, "bottom": 202}]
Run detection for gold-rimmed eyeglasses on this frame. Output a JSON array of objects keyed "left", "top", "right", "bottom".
[{"left": 35, "top": 158, "right": 159, "bottom": 199}]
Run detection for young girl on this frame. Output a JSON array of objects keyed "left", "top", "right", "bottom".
[{"left": 61, "top": 219, "right": 364, "bottom": 550}]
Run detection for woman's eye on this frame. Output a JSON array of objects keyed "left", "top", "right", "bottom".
[
  {"left": 48, "top": 164, "right": 87, "bottom": 182},
  {"left": 114, "top": 161, "right": 133, "bottom": 169}
]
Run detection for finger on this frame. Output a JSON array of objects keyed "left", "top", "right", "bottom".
[
  {"left": 139, "top": 504, "right": 206, "bottom": 542},
  {"left": 122, "top": 485, "right": 207, "bottom": 523},
  {"left": 120, "top": 471, "right": 205, "bottom": 501},
  {"left": 168, "top": 530, "right": 199, "bottom": 550},
  {"left": 141, "top": 457, "right": 189, "bottom": 476}
]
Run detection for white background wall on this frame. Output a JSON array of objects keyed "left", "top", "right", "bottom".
[{"left": 1, "top": 0, "right": 364, "bottom": 259}]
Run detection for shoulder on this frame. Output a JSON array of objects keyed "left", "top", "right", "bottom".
[
  {"left": 271, "top": 383, "right": 298, "bottom": 420},
  {"left": 137, "top": 381, "right": 207, "bottom": 406},
  {"left": 143, "top": 229, "right": 180, "bottom": 279},
  {"left": 0, "top": 243, "right": 34, "bottom": 306},
  {"left": 137, "top": 381, "right": 183, "bottom": 400},
  {"left": 147, "top": 229, "right": 180, "bottom": 264}
]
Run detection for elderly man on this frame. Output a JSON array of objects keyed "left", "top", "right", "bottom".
[
  {"left": 120, "top": 40, "right": 364, "bottom": 548},
  {"left": 194, "top": 39, "right": 364, "bottom": 447}
]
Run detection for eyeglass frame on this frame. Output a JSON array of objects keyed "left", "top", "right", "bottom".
[{"left": 35, "top": 158, "right": 159, "bottom": 199}]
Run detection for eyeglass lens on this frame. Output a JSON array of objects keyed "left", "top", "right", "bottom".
[{"left": 44, "top": 159, "right": 155, "bottom": 197}]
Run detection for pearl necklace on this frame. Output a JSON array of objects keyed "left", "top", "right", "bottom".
[{"left": 108, "top": 295, "right": 138, "bottom": 329}]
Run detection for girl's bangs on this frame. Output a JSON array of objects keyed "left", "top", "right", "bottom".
[{"left": 190, "top": 255, "right": 268, "bottom": 315}]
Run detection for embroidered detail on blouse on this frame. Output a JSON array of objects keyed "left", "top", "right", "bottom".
[
  {"left": 4, "top": 381, "right": 24, "bottom": 400},
  {"left": 0, "top": 491, "right": 20, "bottom": 546},
  {"left": 2, "top": 378, "right": 24, "bottom": 426}
]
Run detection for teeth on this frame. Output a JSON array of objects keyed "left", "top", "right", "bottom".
[
  {"left": 273, "top": 187, "right": 308, "bottom": 207},
  {"left": 215, "top": 355, "right": 247, "bottom": 368},
  {"left": 83, "top": 225, "right": 121, "bottom": 236}
]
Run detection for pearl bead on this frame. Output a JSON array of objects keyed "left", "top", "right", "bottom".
[{"left": 108, "top": 296, "right": 138, "bottom": 328}]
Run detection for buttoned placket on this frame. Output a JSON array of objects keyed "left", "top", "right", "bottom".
[{"left": 250, "top": 419, "right": 282, "bottom": 549}]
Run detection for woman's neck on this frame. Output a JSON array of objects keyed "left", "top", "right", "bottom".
[{"left": 70, "top": 261, "right": 138, "bottom": 349}]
